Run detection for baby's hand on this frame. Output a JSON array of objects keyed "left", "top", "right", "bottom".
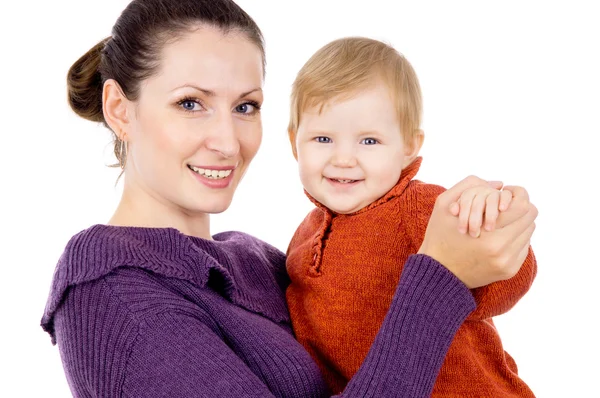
[{"left": 449, "top": 182, "right": 513, "bottom": 238}]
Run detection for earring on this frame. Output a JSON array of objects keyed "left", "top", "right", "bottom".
[{"left": 119, "top": 137, "right": 128, "bottom": 169}]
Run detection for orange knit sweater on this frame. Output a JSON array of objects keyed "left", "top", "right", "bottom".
[{"left": 286, "top": 158, "right": 537, "bottom": 397}]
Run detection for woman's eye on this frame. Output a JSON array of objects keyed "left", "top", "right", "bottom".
[
  {"left": 361, "top": 138, "right": 378, "bottom": 145},
  {"left": 236, "top": 103, "right": 250, "bottom": 113},
  {"left": 179, "top": 100, "right": 201, "bottom": 112},
  {"left": 235, "top": 102, "right": 260, "bottom": 115},
  {"left": 315, "top": 137, "right": 331, "bottom": 143}
]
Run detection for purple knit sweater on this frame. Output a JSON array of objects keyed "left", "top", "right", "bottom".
[{"left": 41, "top": 225, "right": 475, "bottom": 397}]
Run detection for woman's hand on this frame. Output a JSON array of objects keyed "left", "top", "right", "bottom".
[{"left": 418, "top": 176, "right": 537, "bottom": 289}]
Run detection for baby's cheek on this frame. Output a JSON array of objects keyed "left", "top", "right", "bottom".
[
  {"left": 297, "top": 165, "right": 317, "bottom": 193},
  {"left": 375, "top": 168, "right": 402, "bottom": 193}
]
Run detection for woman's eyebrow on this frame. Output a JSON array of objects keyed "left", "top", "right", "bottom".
[{"left": 171, "top": 84, "right": 262, "bottom": 99}]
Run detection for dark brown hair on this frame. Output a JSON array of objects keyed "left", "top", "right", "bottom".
[{"left": 67, "top": 0, "right": 265, "bottom": 168}]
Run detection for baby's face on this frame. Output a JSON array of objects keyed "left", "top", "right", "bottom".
[{"left": 295, "top": 83, "right": 414, "bottom": 214}]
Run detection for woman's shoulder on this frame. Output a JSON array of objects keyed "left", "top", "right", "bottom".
[
  {"left": 45, "top": 266, "right": 158, "bottom": 341},
  {"left": 41, "top": 225, "right": 224, "bottom": 341},
  {"left": 49, "top": 264, "right": 219, "bottom": 335},
  {"left": 42, "top": 225, "right": 291, "bottom": 343}
]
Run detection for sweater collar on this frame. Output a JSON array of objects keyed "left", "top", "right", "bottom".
[
  {"left": 302, "top": 157, "right": 422, "bottom": 276},
  {"left": 305, "top": 157, "right": 423, "bottom": 217},
  {"left": 42, "top": 225, "right": 290, "bottom": 342}
]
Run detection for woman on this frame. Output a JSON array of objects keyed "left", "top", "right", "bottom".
[{"left": 41, "top": 0, "right": 537, "bottom": 397}]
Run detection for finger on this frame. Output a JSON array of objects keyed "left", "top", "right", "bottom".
[
  {"left": 498, "top": 205, "right": 538, "bottom": 245},
  {"left": 513, "top": 239, "right": 533, "bottom": 272},
  {"left": 468, "top": 191, "right": 489, "bottom": 237},
  {"left": 511, "top": 224, "right": 535, "bottom": 257},
  {"left": 496, "top": 197, "right": 533, "bottom": 229},
  {"left": 505, "top": 226, "right": 535, "bottom": 279},
  {"left": 502, "top": 185, "right": 529, "bottom": 202},
  {"left": 487, "top": 180, "right": 504, "bottom": 190},
  {"left": 499, "top": 190, "right": 513, "bottom": 212},
  {"left": 484, "top": 192, "right": 500, "bottom": 231},
  {"left": 449, "top": 202, "right": 460, "bottom": 216},
  {"left": 439, "top": 175, "right": 490, "bottom": 206},
  {"left": 458, "top": 189, "right": 478, "bottom": 234}
]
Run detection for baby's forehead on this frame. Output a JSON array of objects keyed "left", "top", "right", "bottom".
[
  {"left": 299, "top": 107, "right": 402, "bottom": 138},
  {"left": 305, "top": 83, "right": 397, "bottom": 111},
  {"left": 301, "top": 89, "right": 400, "bottom": 124}
]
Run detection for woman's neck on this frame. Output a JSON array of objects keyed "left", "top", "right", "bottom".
[{"left": 108, "top": 178, "right": 212, "bottom": 240}]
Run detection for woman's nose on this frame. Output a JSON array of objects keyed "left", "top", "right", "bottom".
[{"left": 204, "top": 112, "right": 240, "bottom": 158}]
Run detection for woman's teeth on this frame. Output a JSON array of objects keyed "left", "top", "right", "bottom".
[{"left": 190, "top": 166, "right": 232, "bottom": 179}]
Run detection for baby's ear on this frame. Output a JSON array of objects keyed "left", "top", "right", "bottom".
[
  {"left": 403, "top": 129, "right": 424, "bottom": 166},
  {"left": 288, "top": 128, "right": 298, "bottom": 160}
]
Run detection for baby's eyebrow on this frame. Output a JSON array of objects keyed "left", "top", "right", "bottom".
[{"left": 357, "top": 130, "right": 380, "bottom": 136}]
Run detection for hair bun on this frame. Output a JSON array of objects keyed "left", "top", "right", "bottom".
[{"left": 67, "top": 37, "right": 110, "bottom": 124}]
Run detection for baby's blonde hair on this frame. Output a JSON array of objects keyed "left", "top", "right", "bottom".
[{"left": 288, "top": 37, "right": 422, "bottom": 158}]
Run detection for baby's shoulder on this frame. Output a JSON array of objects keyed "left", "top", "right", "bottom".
[{"left": 403, "top": 180, "right": 447, "bottom": 208}]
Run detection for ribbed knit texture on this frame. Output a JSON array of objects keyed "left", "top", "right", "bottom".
[
  {"left": 42, "top": 224, "right": 475, "bottom": 397},
  {"left": 286, "top": 157, "right": 537, "bottom": 397}
]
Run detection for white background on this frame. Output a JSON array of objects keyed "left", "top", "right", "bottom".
[{"left": 1, "top": 1, "right": 598, "bottom": 396}]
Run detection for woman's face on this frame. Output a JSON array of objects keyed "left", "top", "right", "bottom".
[{"left": 124, "top": 26, "right": 264, "bottom": 216}]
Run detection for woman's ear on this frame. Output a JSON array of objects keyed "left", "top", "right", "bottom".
[
  {"left": 402, "top": 129, "right": 424, "bottom": 167},
  {"left": 102, "top": 79, "right": 131, "bottom": 139}
]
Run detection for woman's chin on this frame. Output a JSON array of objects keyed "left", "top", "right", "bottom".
[{"left": 188, "top": 198, "right": 234, "bottom": 215}]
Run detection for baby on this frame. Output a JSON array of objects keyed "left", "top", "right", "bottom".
[{"left": 286, "top": 37, "right": 537, "bottom": 397}]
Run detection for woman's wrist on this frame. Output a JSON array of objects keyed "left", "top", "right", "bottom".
[{"left": 406, "top": 254, "right": 475, "bottom": 306}]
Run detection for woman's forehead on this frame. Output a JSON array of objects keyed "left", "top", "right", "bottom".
[{"left": 151, "top": 27, "right": 264, "bottom": 92}]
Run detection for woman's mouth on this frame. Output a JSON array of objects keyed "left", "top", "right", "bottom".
[{"left": 188, "top": 165, "right": 233, "bottom": 180}]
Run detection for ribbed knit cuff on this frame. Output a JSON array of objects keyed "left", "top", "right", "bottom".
[{"left": 340, "top": 254, "right": 476, "bottom": 398}]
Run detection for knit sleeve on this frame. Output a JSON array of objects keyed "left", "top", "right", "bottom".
[
  {"left": 121, "top": 313, "right": 280, "bottom": 397},
  {"left": 52, "top": 277, "right": 143, "bottom": 397},
  {"left": 337, "top": 254, "right": 476, "bottom": 398},
  {"left": 467, "top": 246, "right": 537, "bottom": 320},
  {"left": 53, "top": 273, "right": 281, "bottom": 398},
  {"left": 108, "top": 261, "right": 473, "bottom": 398}
]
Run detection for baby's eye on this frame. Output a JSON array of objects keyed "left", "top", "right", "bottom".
[
  {"left": 361, "top": 138, "right": 378, "bottom": 145},
  {"left": 315, "top": 137, "right": 331, "bottom": 143}
]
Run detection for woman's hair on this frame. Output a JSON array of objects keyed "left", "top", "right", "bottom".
[{"left": 67, "top": 0, "right": 265, "bottom": 168}]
